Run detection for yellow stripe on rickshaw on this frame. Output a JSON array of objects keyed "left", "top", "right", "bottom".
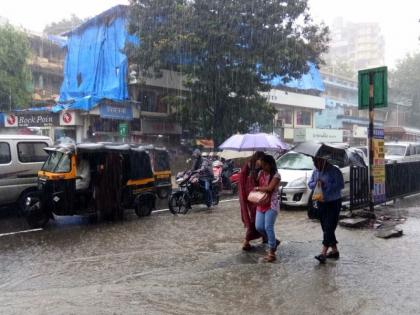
[{"left": 126, "top": 178, "right": 155, "bottom": 186}]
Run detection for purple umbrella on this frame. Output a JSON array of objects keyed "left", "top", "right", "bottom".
[{"left": 219, "top": 133, "right": 288, "bottom": 152}]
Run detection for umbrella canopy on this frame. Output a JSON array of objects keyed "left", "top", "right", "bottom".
[
  {"left": 218, "top": 150, "right": 254, "bottom": 160},
  {"left": 219, "top": 133, "right": 288, "bottom": 152},
  {"left": 293, "top": 142, "right": 366, "bottom": 167}
]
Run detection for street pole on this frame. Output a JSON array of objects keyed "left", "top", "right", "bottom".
[
  {"left": 9, "top": 86, "right": 12, "bottom": 111},
  {"left": 368, "top": 73, "right": 374, "bottom": 212}
]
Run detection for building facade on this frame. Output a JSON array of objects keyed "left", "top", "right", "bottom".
[{"left": 325, "top": 18, "right": 385, "bottom": 73}]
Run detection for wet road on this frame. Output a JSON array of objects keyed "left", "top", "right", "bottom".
[{"left": 1, "top": 197, "right": 420, "bottom": 314}]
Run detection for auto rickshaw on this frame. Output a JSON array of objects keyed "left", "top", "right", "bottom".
[
  {"left": 140, "top": 145, "right": 172, "bottom": 199},
  {"left": 24, "top": 142, "right": 157, "bottom": 228}
]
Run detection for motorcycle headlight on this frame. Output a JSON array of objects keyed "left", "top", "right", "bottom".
[{"left": 287, "top": 177, "right": 307, "bottom": 189}]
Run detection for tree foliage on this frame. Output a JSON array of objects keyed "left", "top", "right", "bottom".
[
  {"left": 391, "top": 53, "right": 420, "bottom": 127},
  {"left": 44, "top": 14, "right": 86, "bottom": 35},
  {"left": 0, "top": 25, "right": 31, "bottom": 111},
  {"left": 127, "top": 0, "right": 329, "bottom": 144}
]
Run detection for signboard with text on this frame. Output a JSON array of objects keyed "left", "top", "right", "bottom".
[
  {"left": 4, "top": 113, "right": 58, "bottom": 127},
  {"left": 294, "top": 128, "right": 343, "bottom": 143},
  {"left": 372, "top": 128, "right": 386, "bottom": 204},
  {"left": 100, "top": 104, "right": 133, "bottom": 120}
]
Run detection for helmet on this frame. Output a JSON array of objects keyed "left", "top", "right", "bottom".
[{"left": 192, "top": 149, "right": 202, "bottom": 157}]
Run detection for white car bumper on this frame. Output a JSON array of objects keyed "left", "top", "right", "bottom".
[{"left": 280, "top": 186, "right": 312, "bottom": 207}]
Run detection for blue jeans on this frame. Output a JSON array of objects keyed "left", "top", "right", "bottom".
[
  {"left": 200, "top": 179, "right": 213, "bottom": 207},
  {"left": 255, "top": 209, "right": 278, "bottom": 250}
]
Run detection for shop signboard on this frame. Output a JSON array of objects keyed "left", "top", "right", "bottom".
[
  {"left": 100, "top": 104, "right": 133, "bottom": 120},
  {"left": 372, "top": 128, "right": 386, "bottom": 204},
  {"left": 294, "top": 128, "right": 343, "bottom": 143},
  {"left": 4, "top": 112, "right": 58, "bottom": 127},
  {"left": 60, "top": 111, "right": 83, "bottom": 126}
]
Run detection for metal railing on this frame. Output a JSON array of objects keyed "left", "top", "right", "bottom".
[{"left": 350, "top": 161, "right": 420, "bottom": 210}]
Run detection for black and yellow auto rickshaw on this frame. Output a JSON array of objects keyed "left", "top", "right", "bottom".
[
  {"left": 24, "top": 142, "right": 157, "bottom": 228},
  {"left": 140, "top": 145, "right": 172, "bottom": 199}
]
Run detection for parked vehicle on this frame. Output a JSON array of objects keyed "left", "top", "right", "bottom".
[
  {"left": 277, "top": 148, "right": 367, "bottom": 210},
  {"left": 212, "top": 159, "right": 240, "bottom": 194},
  {"left": 0, "top": 135, "right": 53, "bottom": 213},
  {"left": 25, "top": 142, "right": 157, "bottom": 228},
  {"left": 169, "top": 170, "right": 220, "bottom": 214},
  {"left": 141, "top": 145, "right": 172, "bottom": 199},
  {"left": 385, "top": 142, "right": 420, "bottom": 163}
]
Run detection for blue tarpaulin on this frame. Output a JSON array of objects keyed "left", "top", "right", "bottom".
[
  {"left": 54, "top": 5, "right": 130, "bottom": 112},
  {"left": 270, "top": 63, "right": 324, "bottom": 92}
]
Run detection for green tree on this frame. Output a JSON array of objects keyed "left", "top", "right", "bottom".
[
  {"left": 127, "top": 0, "right": 329, "bottom": 145},
  {"left": 0, "top": 25, "right": 31, "bottom": 111},
  {"left": 44, "top": 14, "right": 86, "bottom": 35},
  {"left": 391, "top": 53, "right": 420, "bottom": 127}
]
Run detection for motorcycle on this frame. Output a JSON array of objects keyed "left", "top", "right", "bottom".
[
  {"left": 169, "top": 170, "right": 220, "bottom": 215},
  {"left": 213, "top": 160, "right": 240, "bottom": 195}
]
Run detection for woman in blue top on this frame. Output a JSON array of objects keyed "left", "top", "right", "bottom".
[{"left": 308, "top": 157, "right": 344, "bottom": 264}]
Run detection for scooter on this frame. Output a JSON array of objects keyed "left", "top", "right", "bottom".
[{"left": 213, "top": 160, "right": 240, "bottom": 195}]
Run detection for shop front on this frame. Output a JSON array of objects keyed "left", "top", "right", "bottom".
[{"left": 87, "top": 101, "right": 141, "bottom": 143}]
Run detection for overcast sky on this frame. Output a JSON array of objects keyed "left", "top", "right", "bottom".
[{"left": 0, "top": 0, "right": 418, "bottom": 68}]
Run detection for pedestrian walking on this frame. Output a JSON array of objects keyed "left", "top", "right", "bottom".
[
  {"left": 308, "top": 157, "right": 344, "bottom": 264},
  {"left": 239, "top": 151, "right": 266, "bottom": 250},
  {"left": 254, "top": 154, "right": 281, "bottom": 262}
]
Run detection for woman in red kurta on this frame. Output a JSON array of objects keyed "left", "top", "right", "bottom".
[{"left": 239, "top": 151, "right": 266, "bottom": 250}]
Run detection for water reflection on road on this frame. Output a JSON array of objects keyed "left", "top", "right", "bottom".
[{"left": 0, "top": 198, "right": 420, "bottom": 314}]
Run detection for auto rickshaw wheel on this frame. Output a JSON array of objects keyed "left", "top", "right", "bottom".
[
  {"left": 25, "top": 201, "right": 49, "bottom": 229},
  {"left": 135, "top": 201, "right": 153, "bottom": 217}
]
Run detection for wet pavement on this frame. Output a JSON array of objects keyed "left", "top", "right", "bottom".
[{"left": 1, "top": 196, "right": 420, "bottom": 314}]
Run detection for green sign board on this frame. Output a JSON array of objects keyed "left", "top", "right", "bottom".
[
  {"left": 118, "top": 123, "right": 129, "bottom": 137},
  {"left": 358, "top": 66, "right": 388, "bottom": 109}
]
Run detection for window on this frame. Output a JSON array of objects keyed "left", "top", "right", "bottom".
[
  {"left": 139, "top": 91, "right": 157, "bottom": 112},
  {"left": 277, "top": 109, "right": 293, "bottom": 125},
  {"left": 42, "top": 151, "right": 71, "bottom": 173},
  {"left": 17, "top": 142, "right": 49, "bottom": 163},
  {"left": 296, "top": 111, "right": 312, "bottom": 126},
  {"left": 0, "top": 142, "right": 11, "bottom": 164}
]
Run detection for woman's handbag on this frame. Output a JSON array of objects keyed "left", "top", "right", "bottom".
[
  {"left": 312, "top": 181, "right": 324, "bottom": 202},
  {"left": 248, "top": 191, "right": 270, "bottom": 206}
]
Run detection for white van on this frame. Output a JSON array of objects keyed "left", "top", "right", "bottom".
[
  {"left": 0, "top": 135, "right": 53, "bottom": 212},
  {"left": 385, "top": 142, "right": 420, "bottom": 163}
]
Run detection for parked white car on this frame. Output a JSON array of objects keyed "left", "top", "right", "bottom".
[
  {"left": 385, "top": 142, "right": 420, "bottom": 163},
  {"left": 277, "top": 148, "right": 366, "bottom": 209}
]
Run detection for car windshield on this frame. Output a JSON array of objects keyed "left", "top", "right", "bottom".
[
  {"left": 385, "top": 145, "right": 406, "bottom": 156},
  {"left": 42, "top": 151, "right": 71, "bottom": 173},
  {"left": 276, "top": 153, "right": 314, "bottom": 170}
]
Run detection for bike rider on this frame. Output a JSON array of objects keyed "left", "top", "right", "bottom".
[{"left": 191, "top": 149, "right": 214, "bottom": 207}]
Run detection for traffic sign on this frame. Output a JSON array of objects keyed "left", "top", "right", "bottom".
[
  {"left": 358, "top": 66, "right": 388, "bottom": 109},
  {"left": 119, "top": 123, "right": 129, "bottom": 138}
]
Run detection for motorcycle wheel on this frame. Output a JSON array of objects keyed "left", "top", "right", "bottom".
[{"left": 169, "top": 193, "right": 189, "bottom": 215}]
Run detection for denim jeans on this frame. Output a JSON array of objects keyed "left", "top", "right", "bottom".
[
  {"left": 200, "top": 179, "right": 213, "bottom": 207},
  {"left": 319, "top": 199, "right": 341, "bottom": 247},
  {"left": 255, "top": 209, "right": 278, "bottom": 250}
]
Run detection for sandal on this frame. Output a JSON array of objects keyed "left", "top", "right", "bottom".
[
  {"left": 263, "top": 250, "right": 276, "bottom": 263},
  {"left": 242, "top": 242, "right": 253, "bottom": 251}
]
